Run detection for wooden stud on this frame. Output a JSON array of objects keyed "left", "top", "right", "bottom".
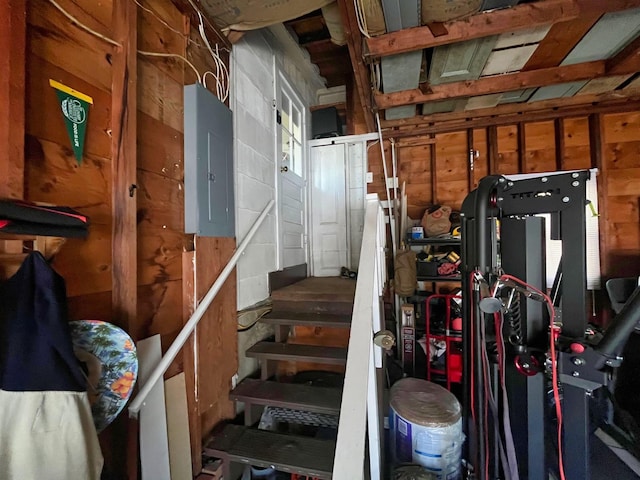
[
  {"left": 589, "top": 114, "right": 608, "bottom": 278},
  {"left": 466, "top": 129, "right": 474, "bottom": 193},
  {"left": 194, "top": 237, "right": 237, "bottom": 437},
  {"left": 181, "top": 249, "right": 202, "bottom": 474},
  {"left": 111, "top": 2, "right": 138, "bottom": 477},
  {"left": 375, "top": 60, "right": 613, "bottom": 109},
  {"left": 487, "top": 126, "right": 498, "bottom": 175},
  {"left": 517, "top": 123, "right": 527, "bottom": 173},
  {"left": 0, "top": 0, "right": 26, "bottom": 200},
  {"left": 336, "top": 0, "right": 375, "bottom": 132},
  {"left": 554, "top": 118, "right": 565, "bottom": 171},
  {"left": 111, "top": 0, "right": 138, "bottom": 334}
]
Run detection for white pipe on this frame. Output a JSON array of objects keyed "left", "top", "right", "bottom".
[
  {"left": 391, "top": 138, "right": 398, "bottom": 249},
  {"left": 375, "top": 113, "right": 397, "bottom": 255},
  {"left": 129, "top": 199, "right": 275, "bottom": 418}
]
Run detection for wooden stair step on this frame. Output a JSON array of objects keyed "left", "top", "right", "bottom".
[
  {"left": 271, "top": 300, "right": 353, "bottom": 315},
  {"left": 231, "top": 378, "right": 342, "bottom": 415},
  {"left": 246, "top": 342, "right": 347, "bottom": 365},
  {"left": 205, "top": 424, "right": 335, "bottom": 479},
  {"left": 271, "top": 277, "right": 355, "bottom": 315},
  {"left": 261, "top": 311, "right": 351, "bottom": 328}
]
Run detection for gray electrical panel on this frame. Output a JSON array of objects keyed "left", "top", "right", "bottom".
[{"left": 184, "top": 83, "right": 235, "bottom": 237}]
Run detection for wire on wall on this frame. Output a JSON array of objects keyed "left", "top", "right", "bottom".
[
  {"left": 138, "top": 50, "right": 202, "bottom": 84},
  {"left": 194, "top": 9, "right": 230, "bottom": 101},
  {"left": 132, "top": 0, "right": 202, "bottom": 48},
  {"left": 49, "top": 0, "right": 122, "bottom": 47},
  {"left": 48, "top": 0, "right": 201, "bottom": 79},
  {"left": 353, "top": 0, "right": 371, "bottom": 38}
]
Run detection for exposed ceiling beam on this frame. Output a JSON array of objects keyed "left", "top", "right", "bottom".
[
  {"left": 607, "top": 35, "right": 640, "bottom": 75},
  {"left": 380, "top": 91, "right": 640, "bottom": 135},
  {"left": 374, "top": 58, "right": 640, "bottom": 109},
  {"left": 336, "top": 0, "right": 374, "bottom": 131},
  {"left": 365, "top": 0, "right": 640, "bottom": 59}
]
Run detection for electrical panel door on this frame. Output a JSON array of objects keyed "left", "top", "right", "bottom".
[{"left": 184, "top": 83, "right": 235, "bottom": 237}]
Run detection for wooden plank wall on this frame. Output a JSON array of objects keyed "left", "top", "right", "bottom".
[
  {"left": 2, "top": 0, "right": 236, "bottom": 476},
  {"left": 367, "top": 111, "right": 640, "bottom": 319}
]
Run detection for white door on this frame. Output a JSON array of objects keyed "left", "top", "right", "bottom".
[
  {"left": 277, "top": 78, "right": 307, "bottom": 269},
  {"left": 310, "top": 144, "right": 348, "bottom": 277}
]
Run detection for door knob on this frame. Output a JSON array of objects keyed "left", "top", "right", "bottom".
[{"left": 280, "top": 166, "right": 289, "bottom": 173}]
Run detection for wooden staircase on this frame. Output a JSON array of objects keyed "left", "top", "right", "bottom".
[{"left": 204, "top": 277, "right": 356, "bottom": 479}]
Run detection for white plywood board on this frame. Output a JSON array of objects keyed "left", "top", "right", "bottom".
[
  {"left": 385, "top": 105, "right": 417, "bottom": 120},
  {"left": 494, "top": 25, "right": 551, "bottom": 49},
  {"left": 482, "top": 44, "right": 538, "bottom": 75},
  {"left": 422, "top": 98, "right": 467, "bottom": 115},
  {"left": 579, "top": 75, "right": 632, "bottom": 95},
  {"left": 429, "top": 36, "right": 497, "bottom": 85},
  {"left": 499, "top": 88, "right": 536, "bottom": 104},
  {"left": 165, "top": 373, "right": 193, "bottom": 480},
  {"left": 138, "top": 335, "right": 171, "bottom": 480},
  {"left": 528, "top": 81, "right": 587, "bottom": 102},
  {"left": 381, "top": 50, "right": 424, "bottom": 92},
  {"left": 562, "top": 8, "right": 640, "bottom": 65},
  {"left": 465, "top": 93, "right": 503, "bottom": 110}
]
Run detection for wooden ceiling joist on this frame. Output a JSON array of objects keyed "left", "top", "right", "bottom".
[
  {"left": 336, "top": 0, "right": 374, "bottom": 131},
  {"left": 522, "top": 13, "right": 602, "bottom": 71},
  {"left": 607, "top": 35, "right": 640, "bottom": 75},
  {"left": 380, "top": 92, "right": 640, "bottom": 136},
  {"left": 374, "top": 58, "right": 640, "bottom": 109},
  {"left": 365, "top": 0, "right": 640, "bottom": 59}
]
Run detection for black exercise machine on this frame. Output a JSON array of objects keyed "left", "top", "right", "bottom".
[{"left": 460, "top": 170, "right": 640, "bottom": 480}]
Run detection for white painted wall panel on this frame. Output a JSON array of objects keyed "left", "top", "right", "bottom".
[
  {"left": 562, "top": 8, "right": 640, "bottom": 65},
  {"left": 494, "top": 26, "right": 550, "bottom": 49},
  {"left": 482, "top": 44, "right": 538, "bottom": 75}
]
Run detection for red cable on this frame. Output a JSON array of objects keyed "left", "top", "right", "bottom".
[{"left": 500, "top": 274, "right": 566, "bottom": 480}]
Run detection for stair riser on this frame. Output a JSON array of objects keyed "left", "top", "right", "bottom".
[
  {"left": 225, "top": 455, "right": 331, "bottom": 479},
  {"left": 272, "top": 299, "right": 353, "bottom": 316},
  {"left": 230, "top": 396, "right": 340, "bottom": 416},
  {"left": 247, "top": 352, "right": 346, "bottom": 365}
]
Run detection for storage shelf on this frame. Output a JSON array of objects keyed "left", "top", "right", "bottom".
[
  {"left": 417, "top": 275, "right": 461, "bottom": 281},
  {"left": 407, "top": 237, "right": 461, "bottom": 246}
]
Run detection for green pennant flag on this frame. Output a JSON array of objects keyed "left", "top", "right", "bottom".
[{"left": 49, "top": 79, "right": 93, "bottom": 165}]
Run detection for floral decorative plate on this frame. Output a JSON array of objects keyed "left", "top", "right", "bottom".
[{"left": 69, "top": 320, "right": 138, "bottom": 433}]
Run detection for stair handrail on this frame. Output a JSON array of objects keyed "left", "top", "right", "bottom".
[
  {"left": 128, "top": 199, "right": 276, "bottom": 418},
  {"left": 333, "top": 194, "right": 386, "bottom": 480}
]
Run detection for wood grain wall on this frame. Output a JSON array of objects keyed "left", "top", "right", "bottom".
[
  {"left": 366, "top": 110, "right": 640, "bottom": 319},
  {"left": 0, "top": 0, "right": 236, "bottom": 476}
]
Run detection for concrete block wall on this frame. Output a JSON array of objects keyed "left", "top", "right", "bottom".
[
  {"left": 232, "top": 31, "right": 278, "bottom": 311},
  {"left": 232, "top": 29, "right": 324, "bottom": 380}
]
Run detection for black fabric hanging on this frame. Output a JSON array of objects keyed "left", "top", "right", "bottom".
[{"left": 0, "top": 251, "right": 85, "bottom": 391}]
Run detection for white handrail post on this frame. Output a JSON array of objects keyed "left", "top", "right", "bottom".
[{"left": 128, "top": 199, "right": 275, "bottom": 418}]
